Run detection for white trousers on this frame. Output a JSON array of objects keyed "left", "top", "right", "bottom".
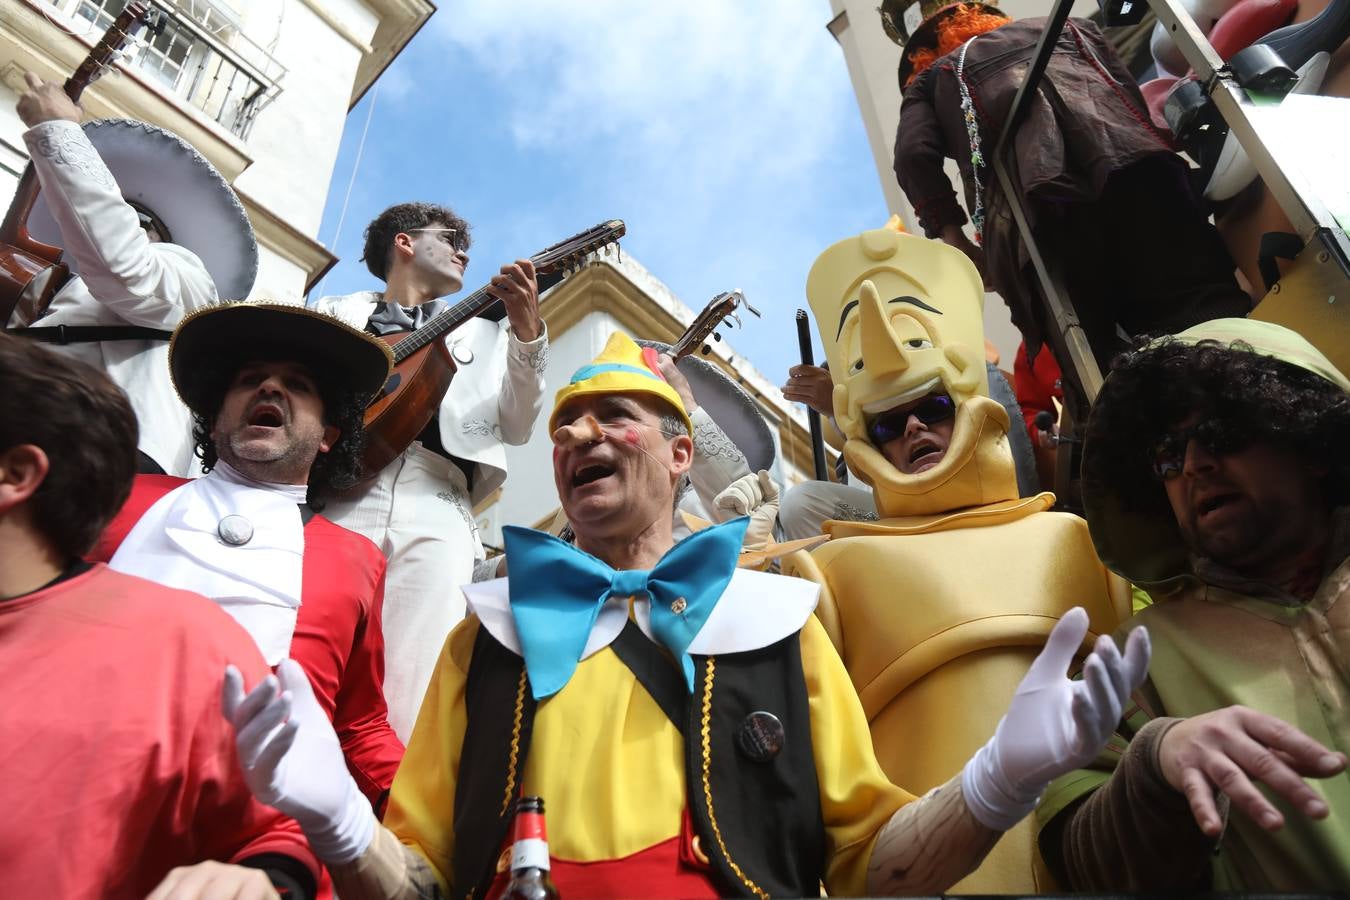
[{"left": 322, "top": 443, "right": 481, "bottom": 742}]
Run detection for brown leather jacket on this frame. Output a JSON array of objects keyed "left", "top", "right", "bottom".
[{"left": 894, "top": 18, "right": 1177, "bottom": 348}]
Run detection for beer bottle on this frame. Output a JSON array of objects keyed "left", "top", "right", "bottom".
[{"left": 503, "top": 796, "right": 560, "bottom": 899}]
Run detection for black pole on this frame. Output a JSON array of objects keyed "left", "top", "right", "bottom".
[{"left": 795, "top": 309, "right": 829, "bottom": 482}]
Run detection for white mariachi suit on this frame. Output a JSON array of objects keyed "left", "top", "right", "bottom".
[
  {"left": 20, "top": 120, "right": 217, "bottom": 476},
  {"left": 316, "top": 290, "right": 548, "bottom": 740},
  {"left": 679, "top": 406, "right": 753, "bottom": 533}
]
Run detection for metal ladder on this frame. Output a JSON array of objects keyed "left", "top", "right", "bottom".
[{"left": 992, "top": 0, "right": 1350, "bottom": 503}]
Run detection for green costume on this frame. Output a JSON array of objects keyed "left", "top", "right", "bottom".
[{"left": 1037, "top": 319, "right": 1350, "bottom": 891}]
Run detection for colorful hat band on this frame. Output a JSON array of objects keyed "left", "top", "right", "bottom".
[{"left": 569, "top": 362, "right": 666, "bottom": 384}]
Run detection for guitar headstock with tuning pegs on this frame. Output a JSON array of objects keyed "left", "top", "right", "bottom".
[
  {"left": 65, "top": 2, "right": 152, "bottom": 101},
  {"left": 671, "top": 289, "right": 761, "bottom": 361},
  {"left": 533, "top": 219, "right": 626, "bottom": 276}
]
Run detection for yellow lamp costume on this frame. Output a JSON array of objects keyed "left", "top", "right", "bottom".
[{"left": 785, "top": 228, "right": 1131, "bottom": 891}]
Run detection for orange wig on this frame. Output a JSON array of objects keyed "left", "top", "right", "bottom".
[{"left": 903, "top": 4, "right": 1010, "bottom": 86}]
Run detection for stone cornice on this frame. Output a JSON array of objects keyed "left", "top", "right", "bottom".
[
  {"left": 233, "top": 186, "right": 336, "bottom": 293},
  {"left": 349, "top": 0, "right": 436, "bottom": 108}
]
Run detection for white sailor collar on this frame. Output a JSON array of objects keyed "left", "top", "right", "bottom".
[{"left": 462, "top": 567, "right": 820, "bottom": 660}]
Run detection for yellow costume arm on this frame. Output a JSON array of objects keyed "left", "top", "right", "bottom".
[
  {"left": 333, "top": 617, "right": 482, "bottom": 898},
  {"left": 784, "top": 549, "right": 844, "bottom": 653},
  {"left": 1107, "top": 571, "right": 1135, "bottom": 620},
  {"left": 801, "top": 617, "right": 916, "bottom": 896},
  {"left": 386, "top": 617, "right": 481, "bottom": 886},
  {"left": 866, "top": 775, "right": 1000, "bottom": 894}
]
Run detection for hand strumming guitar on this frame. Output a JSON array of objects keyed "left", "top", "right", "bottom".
[{"left": 487, "top": 258, "right": 543, "bottom": 343}]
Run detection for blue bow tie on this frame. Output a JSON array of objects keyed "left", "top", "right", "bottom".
[{"left": 502, "top": 518, "right": 749, "bottom": 700}]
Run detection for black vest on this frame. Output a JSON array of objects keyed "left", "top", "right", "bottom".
[{"left": 450, "top": 620, "right": 826, "bottom": 899}]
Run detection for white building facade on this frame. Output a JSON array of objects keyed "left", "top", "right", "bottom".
[{"left": 0, "top": 0, "right": 434, "bottom": 298}]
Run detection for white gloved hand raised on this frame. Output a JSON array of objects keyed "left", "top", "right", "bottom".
[
  {"left": 961, "top": 607, "right": 1151, "bottom": 830},
  {"left": 714, "top": 470, "right": 780, "bottom": 548},
  {"left": 223, "top": 659, "right": 376, "bottom": 864}
]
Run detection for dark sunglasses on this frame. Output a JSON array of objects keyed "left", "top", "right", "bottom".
[
  {"left": 867, "top": 394, "right": 955, "bottom": 445},
  {"left": 408, "top": 227, "right": 470, "bottom": 252},
  {"left": 1148, "top": 419, "right": 1251, "bottom": 481}
]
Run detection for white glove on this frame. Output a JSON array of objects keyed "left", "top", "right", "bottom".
[
  {"left": 961, "top": 607, "right": 1151, "bottom": 830},
  {"left": 222, "top": 659, "right": 376, "bottom": 864},
  {"left": 715, "top": 470, "right": 780, "bottom": 548}
]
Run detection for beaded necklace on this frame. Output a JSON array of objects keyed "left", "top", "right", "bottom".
[{"left": 955, "top": 36, "right": 985, "bottom": 244}]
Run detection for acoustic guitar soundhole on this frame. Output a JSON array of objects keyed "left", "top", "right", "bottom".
[{"left": 379, "top": 372, "right": 401, "bottom": 400}]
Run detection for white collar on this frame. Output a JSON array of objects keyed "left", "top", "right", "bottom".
[
  {"left": 461, "top": 568, "right": 819, "bottom": 660},
  {"left": 110, "top": 465, "right": 307, "bottom": 664},
  {"left": 212, "top": 459, "right": 309, "bottom": 501}
]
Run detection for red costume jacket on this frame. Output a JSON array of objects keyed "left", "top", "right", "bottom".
[{"left": 93, "top": 474, "right": 404, "bottom": 809}]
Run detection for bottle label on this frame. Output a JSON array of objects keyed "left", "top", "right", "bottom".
[{"left": 511, "top": 837, "right": 550, "bottom": 871}]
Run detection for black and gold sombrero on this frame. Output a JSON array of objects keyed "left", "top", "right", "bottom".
[{"left": 170, "top": 301, "right": 393, "bottom": 416}]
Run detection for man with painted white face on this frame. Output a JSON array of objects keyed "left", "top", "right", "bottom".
[
  {"left": 785, "top": 227, "right": 1133, "bottom": 892},
  {"left": 1037, "top": 319, "right": 1350, "bottom": 891},
  {"left": 317, "top": 202, "right": 548, "bottom": 741},
  {"left": 220, "top": 330, "right": 1150, "bottom": 899}
]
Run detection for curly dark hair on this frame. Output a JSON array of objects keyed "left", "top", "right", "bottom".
[
  {"left": 1086, "top": 336, "right": 1350, "bottom": 518},
  {"left": 361, "top": 201, "right": 472, "bottom": 281},
  {"left": 0, "top": 333, "right": 138, "bottom": 558},
  {"left": 190, "top": 351, "right": 368, "bottom": 509}
]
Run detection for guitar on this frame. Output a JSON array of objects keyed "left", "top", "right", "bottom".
[
  {"left": 361, "top": 218, "right": 627, "bottom": 477},
  {"left": 0, "top": 3, "right": 151, "bottom": 327},
  {"left": 669, "top": 289, "right": 760, "bottom": 361}
]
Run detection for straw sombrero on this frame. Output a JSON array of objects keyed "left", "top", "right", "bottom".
[{"left": 170, "top": 302, "right": 392, "bottom": 415}]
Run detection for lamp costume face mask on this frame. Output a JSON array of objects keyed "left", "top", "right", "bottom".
[{"left": 806, "top": 228, "right": 1017, "bottom": 518}]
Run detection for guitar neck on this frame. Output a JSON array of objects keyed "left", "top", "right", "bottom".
[
  {"left": 390, "top": 284, "right": 502, "bottom": 363},
  {"left": 669, "top": 331, "right": 704, "bottom": 362},
  {"left": 387, "top": 219, "right": 624, "bottom": 361}
]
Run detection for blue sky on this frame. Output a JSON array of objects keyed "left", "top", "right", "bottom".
[{"left": 311, "top": 1, "right": 890, "bottom": 385}]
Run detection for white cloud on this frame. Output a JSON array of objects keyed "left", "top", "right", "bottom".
[
  {"left": 431, "top": 2, "right": 853, "bottom": 182},
  {"left": 388, "top": 1, "right": 889, "bottom": 384}
]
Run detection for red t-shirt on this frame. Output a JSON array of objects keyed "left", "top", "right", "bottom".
[{"left": 0, "top": 564, "right": 318, "bottom": 899}]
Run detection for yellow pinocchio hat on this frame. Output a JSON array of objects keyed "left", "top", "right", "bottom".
[{"left": 549, "top": 331, "right": 693, "bottom": 434}]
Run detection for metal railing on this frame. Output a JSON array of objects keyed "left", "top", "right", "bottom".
[{"left": 44, "top": 0, "right": 286, "bottom": 139}]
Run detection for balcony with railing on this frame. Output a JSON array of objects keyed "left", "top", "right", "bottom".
[{"left": 40, "top": 0, "right": 286, "bottom": 139}]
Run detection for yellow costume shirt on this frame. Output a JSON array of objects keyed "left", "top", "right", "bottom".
[{"left": 384, "top": 608, "right": 914, "bottom": 897}]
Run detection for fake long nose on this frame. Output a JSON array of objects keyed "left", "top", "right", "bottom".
[
  {"left": 552, "top": 414, "right": 605, "bottom": 448},
  {"left": 858, "top": 280, "right": 909, "bottom": 378}
]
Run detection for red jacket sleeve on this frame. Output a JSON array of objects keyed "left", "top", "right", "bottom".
[
  {"left": 89, "top": 474, "right": 184, "bottom": 562},
  {"left": 334, "top": 560, "right": 405, "bottom": 813}
]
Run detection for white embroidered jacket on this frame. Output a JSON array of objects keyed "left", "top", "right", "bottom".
[
  {"left": 21, "top": 120, "right": 218, "bottom": 477},
  {"left": 316, "top": 291, "right": 548, "bottom": 504}
]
